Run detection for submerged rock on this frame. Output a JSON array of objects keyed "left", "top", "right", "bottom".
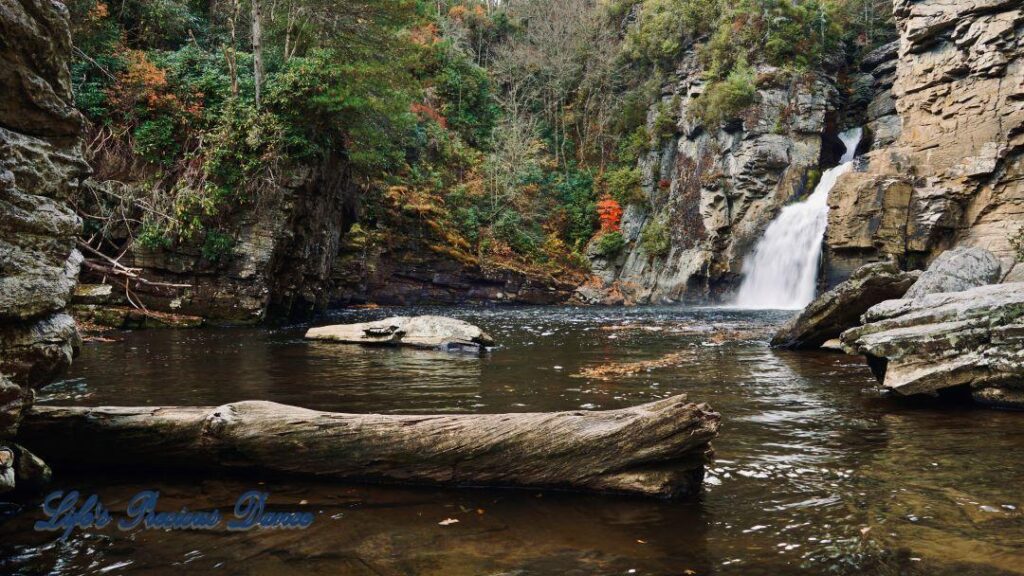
[
  {"left": 772, "top": 262, "right": 920, "bottom": 349},
  {"left": 306, "top": 316, "right": 495, "bottom": 352},
  {"left": 903, "top": 247, "right": 1002, "bottom": 299},
  {"left": 841, "top": 282, "right": 1024, "bottom": 406},
  {"left": 0, "top": 447, "right": 12, "bottom": 494}
]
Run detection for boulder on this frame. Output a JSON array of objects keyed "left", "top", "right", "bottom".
[
  {"left": 771, "top": 262, "right": 920, "bottom": 349},
  {"left": 903, "top": 246, "right": 1002, "bottom": 299},
  {"left": 306, "top": 316, "right": 495, "bottom": 352},
  {"left": 841, "top": 282, "right": 1024, "bottom": 406},
  {"left": 0, "top": 443, "right": 50, "bottom": 495},
  {"left": 0, "top": 447, "right": 12, "bottom": 494}
]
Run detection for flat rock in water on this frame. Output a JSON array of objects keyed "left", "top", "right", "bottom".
[
  {"left": 841, "top": 282, "right": 1024, "bottom": 406},
  {"left": 305, "top": 315, "right": 494, "bottom": 352}
]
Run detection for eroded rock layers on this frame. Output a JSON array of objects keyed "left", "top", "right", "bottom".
[
  {"left": 0, "top": 0, "right": 88, "bottom": 492},
  {"left": 826, "top": 0, "right": 1024, "bottom": 282}
]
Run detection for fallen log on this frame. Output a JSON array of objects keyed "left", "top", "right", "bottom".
[{"left": 19, "top": 395, "right": 720, "bottom": 497}]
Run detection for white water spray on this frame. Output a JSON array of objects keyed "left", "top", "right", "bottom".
[{"left": 733, "top": 127, "right": 863, "bottom": 309}]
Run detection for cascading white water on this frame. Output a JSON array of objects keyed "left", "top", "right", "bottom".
[{"left": 734, "top": 127, "right": 863, "bottom": 309}]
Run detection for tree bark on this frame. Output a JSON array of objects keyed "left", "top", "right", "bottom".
[
  {"left": 19, "top": 396, "right": 719, "bottom": 497},
  {"left": 225, "top": 0, "right": 240, "bottom": 97},
  {"left": 251, "top": 0, "right": 264, "bottom": 108}
]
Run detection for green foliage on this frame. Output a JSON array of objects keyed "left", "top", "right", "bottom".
[
  {"left": 550, "top": 167, "right": 598, "bottom": 251},
  {"left": 691, "top": 58, "right": 757, "bottom": 128},
  {"left": 201, "top": 230, "right": 235, "bottom": 262},
  {"left": 640, "top": 215, "right": 671, "bottom": 257},
  {"left": 203, "top": 100, "right": 285, "bottom": 193},
  {"left": 595, "top": 231, "right": 625, "bottom": 257},
  {"left": 492, "top": 210, "right": 543, "bottom": 255},
  {"left": 136, "top": 221, "right": 173, "bottom": 250},
  {"left": 652, "top": 96, "right": 680, "bottom": 141},
  {"left": 132, "top": 116, "right": 179, "bottom": 167},
  {"left": 433, "top": 46, "right": 499, "bottom": 147},
  {"left": 267, "top": 48, "right": 417, "bottom": 172},
  {"left": 605, "top": 166, "right": 645, "bottom": 206},
  {"left": 618, "top": 126, "right": 652, "bottom": 163},
  {"left": 1011, "top": 226, "right": 1024, "bottom": 261},
  {"left": 621, "top": 0, "right": 720, "bottom": 68}
]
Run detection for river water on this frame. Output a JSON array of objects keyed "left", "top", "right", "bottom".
[{"left": 1, "top": 306, "right": 1022, "bottom": 575}]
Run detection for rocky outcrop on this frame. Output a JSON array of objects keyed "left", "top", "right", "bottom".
[
  {"left": 903, "top": 245, "right": 1003, "bottom": 298},
  {"left": 85, "top": 156, "right": 357, "bottom": 323},
  {"left": 841, "top": 282, "right": 1024, "bottom": 407},
  {"left": 306, "top": 316, "right": 495, "bottom": 352},
  {"left": 0, "top": 0, "right": 87, "bottom": 492},
  {"left": 329, "top": 228, "right": 576, "bottom": 306},
  {"left": 582, "top": 56, "right": 836, "bottom": 304},
  {"left": 825, "top": 0, "right": 1024, "bottom": 284},
  {"left": 328, "top": 188, "right": 578, "bottom": 306},
  {"left": 84, "top": 168, "right": 574, "bottom": 322},
  {"left": 771, "top": 261, "right": 920, "bottom": 349}
]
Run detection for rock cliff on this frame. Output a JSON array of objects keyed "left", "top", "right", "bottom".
[
  {"left": 0, "top": 0, "right": 87, "bottom": 491},
  {"left": 95, "top": 156, "right": 357, "bottom": 323},
  {"left": 826, "top": 0, "right": 1024, "bottom": 283},
  {"left": 579, "top": 55, "right": 839, "bottom": 304}
]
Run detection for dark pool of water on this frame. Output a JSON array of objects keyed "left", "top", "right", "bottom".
[{"left": 2, "top": 306, "right": 1023, "bottom": 575}]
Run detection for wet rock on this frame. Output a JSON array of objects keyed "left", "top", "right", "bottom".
[
  {"left": 71, "top": 283, "right": 114, "bottom": 305},
  {"left": 71, "top": 305, "right": 204, "bottom": 330},
  {"left": 841, "top": 282, "right": 1024, "bottom": 405},
  {"left": 0, "top": 447, "right": 12, "bottom": 494},
  {"left": 903, "top": 246, "right": 1003, "bottom": 299},
  {"left": 0, "top": 313, "right": 80, "bottom": 389},
  {"left": 0, "top": 375, "right": 26, "bottom": 439},
  {"left": 0, "top": 443, "right": 50, "bottom": 495},
  {"left": 772, "top": 262, "right": 920, "bottom": 349},
  {"left": 306, "top": 316, "right": 495, "bottom": 351}
]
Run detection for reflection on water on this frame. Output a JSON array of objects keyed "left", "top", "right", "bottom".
[{"left": 2, "top": 305, "right": 1023, "bottom": 575}]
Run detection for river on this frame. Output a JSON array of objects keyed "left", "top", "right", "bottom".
[{"left": 1, "top": 306, "right": 1022, "bottom": 575}]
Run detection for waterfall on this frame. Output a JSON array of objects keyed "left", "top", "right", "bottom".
[{"left": 734, "top": 128, "right": 863, "bottom": 310}]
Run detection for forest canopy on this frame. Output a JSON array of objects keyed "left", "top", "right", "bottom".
[{"left": 68, "top": 0, "right": 895, "bottom": 270}]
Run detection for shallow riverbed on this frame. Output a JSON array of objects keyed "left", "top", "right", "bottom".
[{"left": 2, "top": 306, "right": 1023, "bottom": 575}]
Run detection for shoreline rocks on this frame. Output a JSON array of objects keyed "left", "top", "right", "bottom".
[
  {"left": 306, "top": 316, "right": 495, "bottom": 352},
  {"left": 772, "top": 261, "right": 920, "bottom": 349},
  {"left": 841, "top": 282, "right": 1024, "bottom": 406}
]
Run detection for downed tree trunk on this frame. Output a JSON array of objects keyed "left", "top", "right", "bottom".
[{"left": 19, "top": 396, "right": 720, "bottom": 497}]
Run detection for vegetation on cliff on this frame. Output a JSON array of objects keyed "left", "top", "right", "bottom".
[{"left": 68, "top": 0, "right": 895, "bottom": 282}]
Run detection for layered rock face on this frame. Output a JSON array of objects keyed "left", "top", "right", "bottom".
[
  {"left": 581, "top": 55, "right": 836, "bottom": 304},
  {"left": 0, "top": 0, "right": 87, "bottom": 491},
  {"left": 841, "top": 282, "right": 1024, "bottom": 406},
  {"left": 826, "top": 0, "right": 1024, "bottom": 283},
  {"left": 110, "top": 157, "right": 356, "bottom": 323}
]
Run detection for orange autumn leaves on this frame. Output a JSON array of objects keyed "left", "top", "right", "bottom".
[
  {"left": 597, "top": 196, "right": 623, "bottom": 233},
  {"left": 106, "top": 50, "right": 202, "bottom": 123}
]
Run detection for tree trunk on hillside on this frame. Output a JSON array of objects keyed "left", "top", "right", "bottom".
[
  {"left": 226, "top": 0, "right": 240, "bottom": 97},
  {"left": 19, "top": 396, "right": 720, "bottom": 497},
  {"left": 251, "top": 0, "right": 264, "bottom": 108}
]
